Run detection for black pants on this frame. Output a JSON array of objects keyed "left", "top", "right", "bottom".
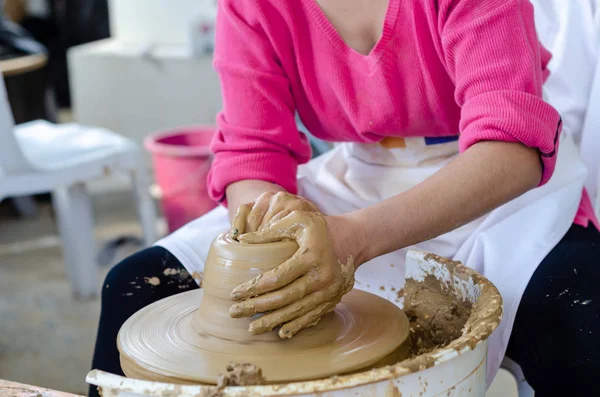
[{"left": 90, "top": 225, "right": 600, "bottom": 397}]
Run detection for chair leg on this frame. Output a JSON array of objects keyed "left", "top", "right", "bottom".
[
  {"left": 52, "top": 183, "right": 99, "bottom": 299},
  {"left": 131, "top": 165, "right": 158, "bottom": 246},
  {"left": 11, "top": 196, "right": 39, "bottom": 217}
]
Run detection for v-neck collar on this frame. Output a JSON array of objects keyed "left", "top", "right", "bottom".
[{"left": 303, "top": 0, "right": 401, "bottom": 72}]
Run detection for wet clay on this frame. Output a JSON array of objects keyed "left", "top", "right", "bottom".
[
  {"left": 397, "top": 254, "right": 502, "bottom": 370},
  {"left": 403, "top": 275, "right": 472, "bottom": 355},
  {"left": 230, "top": 191, "right": 320, "bottom": 239},
  {"left": 118, "top": 233, "right": 410, "bottom": 385},
  {"left": 216, "top": 363, "right": 266, "bottom": 388},
  {"left": 231, "top": 209, "right": 354, "bottom": 339}
]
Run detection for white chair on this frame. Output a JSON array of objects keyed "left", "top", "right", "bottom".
[{"left": 0, "top": 79, "right": 157, "bottom": 299}]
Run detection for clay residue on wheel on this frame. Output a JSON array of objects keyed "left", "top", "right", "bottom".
[{"left": 216, "top": 362, "right": 265, "bottom": 387}]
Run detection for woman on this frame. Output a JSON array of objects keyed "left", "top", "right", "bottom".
[{"left": 91, "top": 0, "right": 600, "bottom": 395}]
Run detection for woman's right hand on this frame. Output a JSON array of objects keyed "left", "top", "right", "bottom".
[{"left": 230, "top": 192, "right": 320, "bottom": 240}]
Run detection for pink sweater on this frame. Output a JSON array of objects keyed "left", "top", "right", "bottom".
[{"left": 208, "top": 0, "right": 598, "bottom": 228}]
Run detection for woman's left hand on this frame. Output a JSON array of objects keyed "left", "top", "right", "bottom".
[{"left": 229, "top": 211, "right": 358, "bottom": 338}]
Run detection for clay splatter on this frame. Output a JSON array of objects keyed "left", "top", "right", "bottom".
[
  {"left": 145, "top": 277, "right": 161, "bottom": 286},
  {"left": 386, "top": 382, "right": 402, "bottom": 397},
  {"left": 581, "top": 300, "right": 593, "bottom": 305},
  {"left": 163, "top": 268, "right": 181, "bottom": 276},
  {"left": 396, "top": 288, "right": 405, "bottom": 301},
  {"left": 216, "top": 362, "right": 265, "bottom": 387}
]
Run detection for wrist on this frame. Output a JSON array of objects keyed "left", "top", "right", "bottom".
[
  {"left": 344, "top": 207, "right": 405, "bottom": 265},
  {"left": 225, "top": 180, "right": 285, "bottom": 221},
  {"left": 326, "top": 214, "right": 371, "bottom": 268}
]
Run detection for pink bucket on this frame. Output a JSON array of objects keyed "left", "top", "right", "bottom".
[{"left": 144, "top": 127, "right": 218, "bottom": 233}]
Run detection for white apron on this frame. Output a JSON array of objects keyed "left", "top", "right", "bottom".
[{"left": 157, "top": 132, "right": 586, "bottom": 386}]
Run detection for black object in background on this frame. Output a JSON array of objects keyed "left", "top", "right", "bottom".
[
  {"left": 0, "top": 9, "right": 53, "bottom": 124},
  {"left": 20, "top": 0, "right": 110, "bottom": 108}
]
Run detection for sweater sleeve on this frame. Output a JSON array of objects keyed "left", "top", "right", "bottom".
[
  {"left": 207, "top": 0, "right": 311, "bottom": 202},
  {"left": 439, "top": 0, "right": 562, "bottom": 186}
]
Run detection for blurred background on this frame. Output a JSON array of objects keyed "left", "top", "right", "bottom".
[{"left": 0, "top": 0, "right": 224, "bottom": 394}]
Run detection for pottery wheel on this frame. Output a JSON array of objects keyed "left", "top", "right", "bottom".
[{"left": 118, "top": 288, "right": 410, "bottom": 384}]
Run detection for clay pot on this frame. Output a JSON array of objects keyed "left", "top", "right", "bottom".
[{"left": 193, "top": 233, "right": 299, "bottom": 342}]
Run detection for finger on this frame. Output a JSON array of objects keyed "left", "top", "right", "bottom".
[
  {"left": 279, "top": 302, "right": 335, "bottom": 339},
  {"left": 229, "top": 275, "right": 313, "bottom": 318},
  {"left": 299, "top": 199, "right": 320, "bottom": 213},
  {"left": 260, "top": 192, "right": 292, "bottom": 227},
  {"left": 230, "top": 249, "right": 311, "bottom": 300},
  {"left": 247, "top": 290, "right": 328, "bottom": 335},
  {"left": 261, "top": 198, "right": 319, "bottom": 229},
  {"left": 236, "top": 227, "right": 291, "bottom": 244},
  {"left": 231, "top": 203, "right": 253, "bottom": 240},
  {"left": 246, "top": 192, "right": 275, "bottom": 232},
  {"left": 238, "top": 210, "right": 307, "bottom": 244},
  {"left": 261, "top": 209, "right": 292, "bottom": 229}
]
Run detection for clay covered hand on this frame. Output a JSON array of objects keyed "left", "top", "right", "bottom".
[
  {"left": 230, "top": 192, "right": 319, "bottom": 240},
  {"left": 229, "top": 210, "right": 355, "bottom": 338}
]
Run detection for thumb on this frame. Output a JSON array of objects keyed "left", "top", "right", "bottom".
[
  {"left": 231, "top": 203, "right": 253, "bottom": 240},
  {"left": 238, "top": 211, "right": 306, "bottom": 243},
  {"left": 237, "top": 228, "right": 290, "bottom": 244}
]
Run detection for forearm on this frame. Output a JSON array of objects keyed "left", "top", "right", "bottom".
[
  {"left": 347, "top": 141, "right": 542, "bottom": 264},
  {"left": 225, "top": 180, "right": 285, "bottom": 221}
]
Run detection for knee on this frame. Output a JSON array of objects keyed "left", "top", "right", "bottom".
[
  {"left": 101, "top": 246, "right": 196, "bottom": 303},
  {"left": 101, "top": 247, "right": 167, "bottom": 298},
  {"left": 513, "top": 301, "right": 600, "bottom": 391},
  {"left": 102, "top": 255, "right": 143, "bottom": 298}
]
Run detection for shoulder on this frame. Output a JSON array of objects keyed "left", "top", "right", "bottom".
[
  {"left": 218, "top": 0, "right": 295, "bottom": 27},
  {"left": 437, "top": 0, "right": 534, "bottom": 31}
]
